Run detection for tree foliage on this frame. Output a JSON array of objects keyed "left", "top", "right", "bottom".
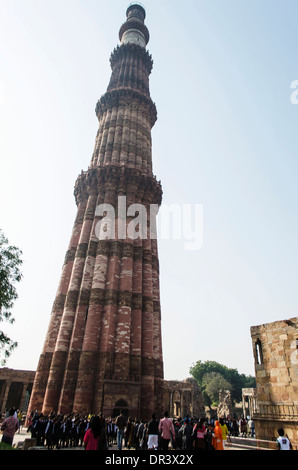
[
  {"left": 202, "top": 372, "right": 233, "bottom": 406},
  {"left": 0, "top": 230, "right": 23, "bottom": 364},
  {"left": 190, "top": 360, "right": 256, "bottom": 405}
]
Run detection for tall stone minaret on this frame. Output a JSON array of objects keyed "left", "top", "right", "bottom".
[{"left": 29, "top": 4, "right": 164, "bottom": 420}]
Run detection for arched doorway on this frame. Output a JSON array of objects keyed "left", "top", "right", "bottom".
[{"left": 113, "top": 399, "right": 129, "bottom": 418}]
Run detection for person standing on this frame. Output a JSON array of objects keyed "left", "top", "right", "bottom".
[
  {"left": 83, "top": 415, "right": 101, "bottom": 450},
  {"left": 184, "top": 419, "right": 194, "bottom": 450},
  {"left": 240, "top": 417, "right": 247, "bottom": 437},
  {"left": 147, "top": 414, "right": 159, "bottom": 450},
  {"left": 136, "top": 419, "right": 145, "bottom": 450},
  {"left": 205, "top": 422, "right": 215, "bottom": 450},
  {"left": 124, "top": 417, "right": 134, "bottom": 449},
  {"left": 97, "top": 412, "right": 107, "bottom": 450},
  {"left": 276, "top": 428, "right": 292, "bottom": 450},
  {"left": 115, "top": 410, "right": 127, "bottom": 450},
  {"left": 248, "top": 417, "right": 255, "bottom": 437},
  {"left": 44, "top": 415, "right": 54, "bottom": 449},
  {"left": 1, "top": 407, "right": 19, "bottom": 447},
  {"left": 219, "top": 418, "right": 229, "bottom": 449},
  {"left": 17, "top": 410, "right": 22, "bottom": 433},
  {"left": 159, "top": 411, "right": 175, "bottom": 450},
  {"left": 193, "top": 418, "right": 207, "bottom": 450},
  {"left": 212, "top": 420, "right": 224, "bottom": 451}
]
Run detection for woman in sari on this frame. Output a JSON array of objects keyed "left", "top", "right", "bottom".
[{"left": 212, "top": 421, "right": 224, "bottom": 450}]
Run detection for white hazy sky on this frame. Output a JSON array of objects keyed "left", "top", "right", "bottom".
[{"left": 1, "top": 0, "right": 298, "bottom": 380}]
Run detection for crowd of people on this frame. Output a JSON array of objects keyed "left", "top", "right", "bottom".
[
  {"left": 1, "top": 408, "right": 292, "bottom": 450},
  {"left": 1, "top": 407, "right": 256, "bottom": 450}
]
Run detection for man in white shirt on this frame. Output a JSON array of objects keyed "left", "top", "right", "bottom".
[{"left": 276, "top": 428, "right": 292, "bottom": 450}]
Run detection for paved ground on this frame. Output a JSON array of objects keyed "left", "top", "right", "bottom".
[
  {"left": 11, "top": 428, "right": 245, "bottom": 451},
  {"left": 10, "top": 428, "right": 30, "bottom": 447},
  {"left": 8, "top": 428, "right": 83, "bottom": 450}
]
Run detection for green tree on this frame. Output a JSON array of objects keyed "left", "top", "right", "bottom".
[
  {"left": 202, "top": 372, "right": 233, "bottom": 406},
  {"left": 190, "top": 360, "right": 256, "bottom": 405},
  {"left": 0, "top": 230, "right": 23, "bottom": 365}
]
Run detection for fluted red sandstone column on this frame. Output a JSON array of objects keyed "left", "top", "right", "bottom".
[{"left": 29, "top": 4, "right": 164, "bottom": 420}]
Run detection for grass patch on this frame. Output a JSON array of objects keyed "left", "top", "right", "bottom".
[{"left": 0, "top": 441, "right": 17, "bottom": 450}]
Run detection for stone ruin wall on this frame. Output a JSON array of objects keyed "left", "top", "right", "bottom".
[
  {"left": 217, "top": 389, "right": 235, "bottom": 419},
  {"left": 163, "top": 378, "right": 205, "bottom": 419},
  {"left": 251, "top": 317, "right": 298, "bottom": 449}
]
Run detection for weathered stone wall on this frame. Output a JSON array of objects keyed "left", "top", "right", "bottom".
[
  {"left": 251, "top": 317, "right": 298, "bottom": 449},
  {"left": 217, "top": 389, "right": 235, "bottom": 419}
]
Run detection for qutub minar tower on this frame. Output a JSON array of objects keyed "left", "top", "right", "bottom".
[{"left": 29, "top": 4, "right": 164, "bottom": 420}]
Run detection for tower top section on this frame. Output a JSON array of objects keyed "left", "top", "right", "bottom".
[
  {"left": 127, "top": 3, "right": 146, "bottom": 21},
  {"left": 119, "top": 3, "right": 149, "bottom": 48}
]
